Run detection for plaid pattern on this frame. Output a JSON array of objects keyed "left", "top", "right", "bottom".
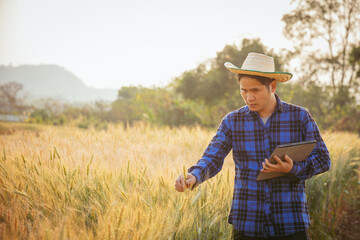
[{"left": 189, "top": 94, "right": 331, "bottom": 238}]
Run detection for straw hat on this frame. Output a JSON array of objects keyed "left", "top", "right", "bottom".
[{"left": 224, "top": 52, "right": 292, "bottom": 82}]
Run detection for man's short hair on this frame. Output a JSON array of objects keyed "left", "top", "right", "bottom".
[{"left": 237, "top": 74, "right": 275, "bottom": 90}]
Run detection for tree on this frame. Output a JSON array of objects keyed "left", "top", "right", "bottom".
[
  {"left": 117, "top": 86, "right": 140, "bottom": 100},
  {"left": 349, "top": 44, "right": 360, "bottom": 90},
  {"left": 28, "top": 98, "right": 67, "bottom": 124},
  {"left": 173, "top": 64, "right": 207, "bottom": 102},
  {"left": 282, "top": 0, "right": 360, "bottom": 109},
  {"left": 110, "top": 86, "right": 201, "bottom": 127},
  {"left": 0, "top": 82, "right": 23, "bottom": 113},
  {"left": 92, "top": 100, "right": 111, "bottom": 120},
  {"left": 170, "top": 38, "right": 290, "bottom": 126},
  {"left": 174, "top": 38, "right": 285, "bottom": 108}
]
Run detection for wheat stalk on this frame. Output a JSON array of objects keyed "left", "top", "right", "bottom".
[
  {"left": 0, "top": 123, "right": 358, "bottom": 239},
  {"left": 183, "top": 165, "right": 187, "bottom": 189}
]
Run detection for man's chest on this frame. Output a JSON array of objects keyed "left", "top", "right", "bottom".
[{"left": 231, "top": 116, "right": 304, "bottom": 160}]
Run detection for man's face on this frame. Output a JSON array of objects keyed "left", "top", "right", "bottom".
[{"left": 239, "top": 76, "right": 276, "bottom": 115}]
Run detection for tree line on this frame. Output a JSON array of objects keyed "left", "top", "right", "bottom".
[{"left": 1, "top": 0, "right": 360, "bottom": 133}]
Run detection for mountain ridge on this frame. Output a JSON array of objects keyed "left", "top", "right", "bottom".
[{"left": 0, "top": 64, "right": 118, "bottom": 102}]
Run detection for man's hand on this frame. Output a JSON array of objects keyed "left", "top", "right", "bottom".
[
  {"left": 261, "top": 155, "right": 293, "bottom": 174},
  {"left": 175, "top": 173, "right": 196, "bottom": 192}
]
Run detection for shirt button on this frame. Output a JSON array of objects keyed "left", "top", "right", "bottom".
[{"left": 266, "top": 148, "right": 269, "bottom": 152}]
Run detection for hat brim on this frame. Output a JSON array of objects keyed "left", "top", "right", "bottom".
[{"left": 224, "top": 62, "right": 292, "bottom": 82}]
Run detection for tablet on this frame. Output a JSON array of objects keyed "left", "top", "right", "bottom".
[{"left": 257, "top": 140, "right": 317, "bottom": 181}]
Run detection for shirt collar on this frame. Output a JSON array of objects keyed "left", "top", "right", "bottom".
[
  {"left": 275, "top": 93, "right": 285, "bottom": 113},
  {"left": 244, "top": 93, "right": 284, "bottom": 115}
]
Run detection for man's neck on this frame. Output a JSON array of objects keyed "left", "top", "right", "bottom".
[{"left": 258, "top": 94, "right": 277, "bottom": 118}]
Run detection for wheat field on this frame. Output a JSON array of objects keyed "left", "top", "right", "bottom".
[{"left": 0, "top": 122, "right": 359, "bottom": 239}]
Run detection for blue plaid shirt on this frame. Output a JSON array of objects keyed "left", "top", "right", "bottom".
[{"left": 189, "top": 94, "right": 331, "bottom": 238}]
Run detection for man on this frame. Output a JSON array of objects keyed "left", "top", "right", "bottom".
[{"left": 174, "top": 53, "right": 331, "bottom": 239}]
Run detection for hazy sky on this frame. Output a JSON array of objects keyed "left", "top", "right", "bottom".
[{"left": 0, "top": 0, "right": 295, "bottom": 89}]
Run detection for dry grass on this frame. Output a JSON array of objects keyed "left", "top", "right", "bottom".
[{"left": 0, "top": 122, "right": 359, "bottom": 239}]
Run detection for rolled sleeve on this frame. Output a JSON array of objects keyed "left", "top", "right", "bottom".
[
  {"left": 188, "top": 115, "right": 232, "bottom": 186},
  {"left": 288, "top": 110, "right": 331, "bottom": 181}
]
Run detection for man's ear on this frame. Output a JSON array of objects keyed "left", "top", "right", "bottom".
[{"left": 270, "top": 81, "right": 277, "bottom": 93}]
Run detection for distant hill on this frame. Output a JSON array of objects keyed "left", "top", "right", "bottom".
[{"left": 0, "top": 64, "right": 118, "bottom": 102}]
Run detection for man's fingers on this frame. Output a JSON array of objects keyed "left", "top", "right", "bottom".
[
  {"left": 174, "top": 178, "right": 183, "bottom": 192},
  {"left": 179, "top": 174, "right": 186, "bottom": 189},
  {"left": 261, "top": 155, "right": 294, "bottom": 174},
  {"left": 265, "top": 158, "right": 276, "bottom": 168},
  {"left": 262, "top": 158, "right": 280, "bottom": 172},
  {"left": 261, "top": 160, "right": 271, "bottom": 171},
  {"left": 175, "top": 173, "right": 197, "bottom": 192},
  {"left": 273, "top": 155, "right": 283, "bottom": 165},
  {"left": 185, "top": 173, "right": 196, "bottom": 188},
  {"left": 175, "top": 175, "right": 186, "bottom": 192},
  {"left": 284, "top": 155, "right": 292, "bottom": 163},
  {"left": 175, "top": 184, "right": 184, "bottom": 192},
  {"left": 185, "top": 179, "right": 193, "bottom": 188}
]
